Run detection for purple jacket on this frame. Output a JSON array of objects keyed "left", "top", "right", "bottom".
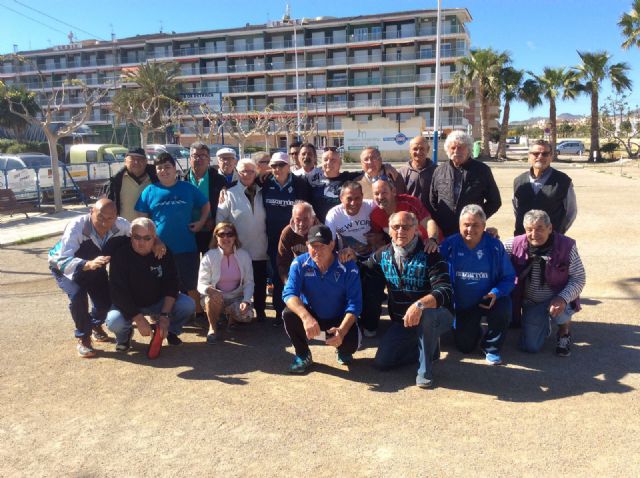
[{"left": 510, "top": 232, "right": 581, "bottom": 321}]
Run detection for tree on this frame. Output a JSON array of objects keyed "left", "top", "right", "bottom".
[
  {"left": 496, "top": 66, "right": 524, "bottom": 159},
  {"left": 451, "top": 48, "right": 509, "bottom": 157},
  {"left": 0, "top": 86, "right": 40, "bottom": 140},
  {"left": 619, "top": 0, "right": 640, "bottom": 49},
  {"left": 111, "top": 62, "right": 184, "bottom": 147},
  {"left": 2, "top": 54, "right": 110, "bottom": 212},
  {"left": 573, "top": 51, "right": 632, "bottom": 161},
  {"left": 557, "top": 121, "right": 575, "bottom": 138},
  {"left": 521, "top": 67, "right": 581, "bottom": 155},
  {"left": 599, "top": 93, "right": 640, "bottom": 158}
]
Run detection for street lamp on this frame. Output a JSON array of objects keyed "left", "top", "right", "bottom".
[{"left": 432, "top": 0, "right": 442, "bottom": 164}]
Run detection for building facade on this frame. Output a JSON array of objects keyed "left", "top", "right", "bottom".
[{"left": 0, "top": 8, "right": 481, "bottom": 149}]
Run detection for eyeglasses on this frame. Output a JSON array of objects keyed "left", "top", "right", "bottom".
[
  {"left": 132, "top": 234, "right": 153, "bottom": 241},
  {"left": 390, "top": 224, "right": 415, "bottom": 231},
  {"left": 191, "top": 153, "right": 209, "bottom": 160},
  {"left": 258, "top": 160, "right": 270, "bottom": 165},
  {"left": 238, "top": 169, "right": 256, "bottom": 174},
  {"left": 271, "top": 163, "right": 287, "bottom": 169},
  {"left": 323, "top": 146, "right": 338, "bottom": 152},
  {"left": 373, "top": 174, "right": 390, "bottom": 183},
  {"left": 530, "top": 151, "right": 551, "bottom": 157},
  {"left": 216, "top": 231, "right": 235, "bottom": 238}
]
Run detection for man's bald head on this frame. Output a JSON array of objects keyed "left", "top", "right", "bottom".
[
  {"left": 409, "top": 136, "right": 430, "bottom": 168},
  {"left": 91, "top": 198, "right": 117, "bottom": 235}
]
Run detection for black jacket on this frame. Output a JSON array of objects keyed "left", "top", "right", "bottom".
[
  {"left": 182, "top": 165, "right": 227, "bottom": 224},
  {"left": 105, "top": 164, "right": 158, "bottom": 215},
  {"left": 429, "top": 159, "right": 502, "bottom": 237}
]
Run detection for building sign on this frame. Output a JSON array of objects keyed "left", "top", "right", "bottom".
[
  {"left": 344, "top": 127, "right": 419, "bottom": 152},
  {"left": 180, "top": 91, "right": 222, "bottom": 110}
]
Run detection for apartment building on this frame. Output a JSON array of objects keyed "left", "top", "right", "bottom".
[{"left": 0, "top": 8, "right": 480, "bottom": 149}]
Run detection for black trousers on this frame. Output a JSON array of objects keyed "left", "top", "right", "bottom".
[
  {"left": 252, "top": 260, "right": 268, "bottom": 317},
  {"left": 358, "top": 262, "right": 386, "bottom": 331},
  {"left": 282, "top": 306, "right": 359, "bottom": 357},
  {"left": 453, "top": 296, "right": 512, "bottom": 354}
]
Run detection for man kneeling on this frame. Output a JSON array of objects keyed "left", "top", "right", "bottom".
[
  {"left": 362, "top": 211, "right": 454, "bottom": 388},
  {"left": 282, "top": 225, "right": 362, "bottom": 373},
  {"left": 106, "top": 217, "right": 195, "bottom": 352}
]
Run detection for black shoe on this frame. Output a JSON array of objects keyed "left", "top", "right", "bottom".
[
  {"left": 116, "top": 328, "right": 133, "bottom": 352},
  {"left": 556, "top": 334, "right": 571, "bottom": 357},
  {"left": 167, "top": 332, "right": 182, "bottom": 346},
  {"left": 272, "top": 317, "right": 283, "bottom": 327}
]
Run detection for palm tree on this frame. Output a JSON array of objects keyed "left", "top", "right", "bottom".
[
  {"left": 495, "top": 66, "right": 524, "bottom": 159},
  {"left": 112, "top": 61, "right": 182, "bottom": 146},
  {"left": 451, "top": 48, "right": 509, "bottom": 157},
  {"left": 520, "top": 67, "right": 581, "bottom": 155},
  {"left": 619, "top": 0, "right": 640, "bottom": 49},
  {"left": 573, "top": 51, "right": 632, "bottom": 161}
]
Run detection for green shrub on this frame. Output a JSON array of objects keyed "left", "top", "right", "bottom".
[{"left": 6, "top": 143, "right": 29, "bottom": 153}]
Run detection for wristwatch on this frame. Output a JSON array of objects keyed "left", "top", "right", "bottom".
[
  {"left": 414, "top": 301, "right": 426, "bottom": 310},
  {"left": 429, "top": 236, "right": 439, "bottom": 245}
]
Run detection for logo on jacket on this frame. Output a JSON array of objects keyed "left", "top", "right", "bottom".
[
  {"left": 150, "top": 265, "right": 163, "bottom": 278},
  {"left": 476, "top": 250, "right": 484, "bottom": 260}
]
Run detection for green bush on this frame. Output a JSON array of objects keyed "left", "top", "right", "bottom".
[
  {"left": 6, "top": 143, "right": 29, "bottom": 153},
  {"left": 600, "top": 142, "right": 619, "bottom": 160}
]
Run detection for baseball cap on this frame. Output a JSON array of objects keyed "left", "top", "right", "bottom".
[
  {"left": 216, "top": 147, "right": 237, "bottom": 159},
  {"left": 126, "top": 147, "right": 147, "bottom": 159},
  {"left": 269, "top": 152, "right": 290, "bottom": 166},
  {"left": 307, "top": 224, "right": 333, "bottom": 245}
]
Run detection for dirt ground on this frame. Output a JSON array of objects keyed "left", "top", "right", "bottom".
[{"left": 1, "top": 163, "right": 639, "bottom": 477}]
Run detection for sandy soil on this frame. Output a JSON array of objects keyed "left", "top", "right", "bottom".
[{"left": 1, "top": 165, "right": 639, "bottom": 477}]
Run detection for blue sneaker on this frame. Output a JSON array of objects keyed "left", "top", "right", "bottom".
[
  {"left": 336, "top": 351, "right": 353, "bottom": 365},
  {"left": 485, "top": 352, "right": 503, "bottom": 366},
  {"left": 288, "top": 353, "right": 313, "bottom": 374}
]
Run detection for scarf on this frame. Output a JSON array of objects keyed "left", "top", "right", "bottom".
[
  {"left": 524, "top": 234, "right": 554, "bottom": 286},
  {"left": 392, "top": 235, "right": 419, "bottom": 273}
]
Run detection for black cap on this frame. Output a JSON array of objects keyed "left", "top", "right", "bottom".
[
  {"left": 307, "top": 224, "right": 333, "bottom": 245},
  {"left": 127, "top": 147, "right": 146, "bottom": 159}
]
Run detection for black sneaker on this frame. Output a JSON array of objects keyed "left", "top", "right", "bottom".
[
  {"left": 556, "top": 334, "right": 572, "bottom": 357},
  {"left": 167, "top": 332, "right": 182, "bottom": 346},
  {"left": 115, "top": 328, "right": 133, "bottom": 352}
]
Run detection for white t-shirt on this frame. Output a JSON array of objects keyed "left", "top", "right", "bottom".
[
  {"left": 293, "top": 166, "right": 322, "bottom": 180},
  {"left": 325, "top": 200, "right": 375, "bottom": 258}
]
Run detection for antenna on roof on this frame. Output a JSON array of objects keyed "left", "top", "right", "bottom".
[
  {"left": 67, "top": 31, "right": 74, "bottom": 43},
  {"left": 159, "top": 20, "right": 163, "bottom": 33},
  {"left": 283, "top": 2, "right": 291, "bottom": 21},
  {"left": 110, "top": 23, "right": 115, "bottom": 42}
]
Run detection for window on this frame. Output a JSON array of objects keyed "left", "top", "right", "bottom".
[{"left": 86, "top": 151, "right": 98, "bottom": 163}]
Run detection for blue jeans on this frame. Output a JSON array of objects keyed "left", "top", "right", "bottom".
[
  {"left": 52, "top": 269, "right": 110, "bottom": 339},
  {"left": 375, "top": 307, "right": 453, "bottom": 380},
  {"left": 519, "top": 299, "right": 574, "bottom": 353},
  {"left": 105, "top": 294, "right": 195, "bottom": 344}
]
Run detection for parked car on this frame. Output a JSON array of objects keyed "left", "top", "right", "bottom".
[
  {"left": 15, "top": 153, "right": 51, "bottom": 170},
  {"left": 556, "top": 141, "right": 585, "bottom": 155},
  {"left": 69, "top": 144, "right": 128, "bottom": 164},
  {"left": 506, "top": 136, "right": 519, "bottom": 144},
  {"left": 145, "top": 144, "right": 190, "bottom": 174},
  {"left": 0, "top": 155, "right": 28, "bottom": 171}
]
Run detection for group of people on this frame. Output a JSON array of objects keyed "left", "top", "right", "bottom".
[{"left": 48, "top": 131, "right": 585, "bottom": 389}]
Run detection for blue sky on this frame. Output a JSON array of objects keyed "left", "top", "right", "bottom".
[{"left": 1, "top": 0, "right": 638, "bottom": 120}]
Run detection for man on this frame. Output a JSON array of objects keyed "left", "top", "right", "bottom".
[
  {"left": 48, "top": 198, "right": 131, "bottom": 357},
  {"left": 325, "top": 181, "right": 383, "bottom": 336},
  {"left": 307, "top": 147, "right": 360, "bottom": 222},
  {"left": 135, "top": 153, "right": 210, "bottom": 311},
  {"left": 184, "top": 141, "right": 227, "bottom": 254},
  {"left": 216, "top": 147, "right": 240, "bottom": 187},
  {"left": 430, "top": 130, "right": 502, "bottom": 237},
  {"left": 276, "top": 200, "right": 319, "bottom": 284},
  {"left": 363, "top": 211, "right": 454, "bottom": 388},
  {"left": 292, "top": 143, "right": 323, "bottom": 180},
  {"left": 398, "top": 136, "right": 436, "bottom": 215},
  {"left": 356, "top": 146, "right": 405, "bottom": 199},
  {"left": 262, "top": 152, "right": 310, "bottom": 325},
  {"left": 282, "top": 224, "right": 362, "bottom": 373},
  {"left": 105, "top": 147, "right": 157, "bottom": 221},
  {"left": 505, "top": 209, "right": 585, "bottom": 356},
  {"left": 289, "top": 141, "right": 302, "bottom": 172},
  {"left": 512, "top": 139, "right": 577, "bottom": 236},
  {"left": 371, "top": 177, "right": 440, "bottom": 246},
  {"left": 439, "top": 204, "right": 515, "bottom": 365},
  {"left": 106, "top": 217, "right": 195, "bottom": 352},
  {"left": 252, "top": 151, "right": 271, "bottom": 176}
]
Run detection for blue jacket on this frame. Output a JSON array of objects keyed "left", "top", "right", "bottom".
[
  {"left": 282, "top": 252, "right": 362, "bottom": 320},
  {"left": 439, "top": 232, "right": 515, "bottom": 310}
]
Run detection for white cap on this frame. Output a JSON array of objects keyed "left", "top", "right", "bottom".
[
  {"left": 269, "top": 152, "right": 290, "bottom": 166},
  {"left": 216, "top": 147, "right": 237, "bottom": 159}
]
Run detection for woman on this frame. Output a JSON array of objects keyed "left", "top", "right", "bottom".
[
  {"left": 197, "top": 222, "right": 255, "bottom": 343},
  {"left": 217, "top": 158, "right": 269, "bottom": 321}
]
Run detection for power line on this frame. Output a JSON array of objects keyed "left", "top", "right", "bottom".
[
  {"left": 12, "top": 0, "right": 107, "bottom": 41},
  {"left": 0, "top": 2, "right": 68, "bottom": 36}
]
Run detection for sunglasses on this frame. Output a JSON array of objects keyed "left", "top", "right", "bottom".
[
  {"left": 132, "top": 234, "right": 153, "bottom": 241},
  {"left": 373, "top": 174, "right": 391, "bottom": 183},
  {"left": 390, "top": 224, "right": 415, "bottom": 231},
  {"left": 216, "top": 232, "right": 235, "bottom": 238},
  {"left": 530, "top": 151, "right": 551, "bottom": 157},
  {"left": 271, "top": 163, "right": 288, "bottom": 169},
  {"left": 323, "top": 146, "right": 338, "bottom": 152}
]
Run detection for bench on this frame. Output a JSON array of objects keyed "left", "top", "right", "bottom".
[
  {"left": 0, "top": 189, "right": 38, "bottom": 218},
  {"left": 76, "top": 180, "right": 109, "bottom": 204}
]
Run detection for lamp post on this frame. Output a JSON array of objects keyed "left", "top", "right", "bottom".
[{"left": 432, "top": 0, "right": 442, "bottom": 164}]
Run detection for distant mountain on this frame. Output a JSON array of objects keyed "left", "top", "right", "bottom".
[{"left": 511, "top": 113, "right": 586, "bottom": 125}]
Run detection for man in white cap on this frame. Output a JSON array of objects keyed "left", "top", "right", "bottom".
[
  {"left": 216, "top": 147, "right": 239, "bottom": 187},
  {"left": 262, "top": 151, "right": 310, "bottom": 326}
]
